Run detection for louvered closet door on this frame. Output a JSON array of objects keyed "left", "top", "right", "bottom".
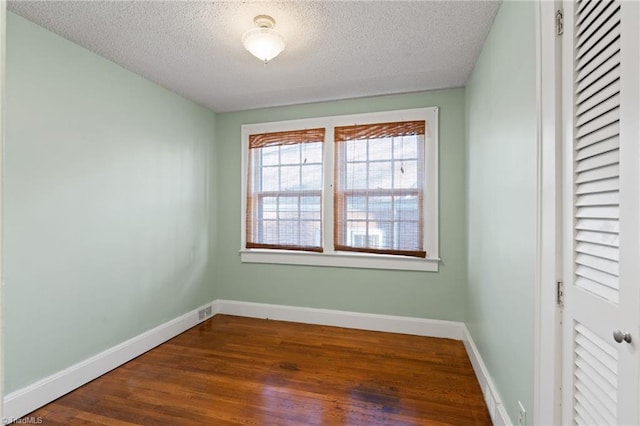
[{"left": 561, "top": 0, "right": 640, "bottom": 424}]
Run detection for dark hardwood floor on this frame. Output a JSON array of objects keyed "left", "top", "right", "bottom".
[{"left": 23, "top": 315, "right": 491, "bottom": 425}]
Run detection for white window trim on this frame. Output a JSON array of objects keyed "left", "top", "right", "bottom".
[{"left": 240, "top": 107, "right": 439, "bottom": 272}]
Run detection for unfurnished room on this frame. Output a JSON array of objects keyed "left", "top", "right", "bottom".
[{"left": 1, "top": 0, "right": 639, "bottom": 425}]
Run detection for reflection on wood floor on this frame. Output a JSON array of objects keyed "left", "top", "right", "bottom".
[{"left": 26, "top": 314, "right": 492, "bottom": 425}]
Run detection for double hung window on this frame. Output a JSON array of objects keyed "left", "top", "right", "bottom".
[
  {"left": 241, "top": 107, "right": 439, "bottom": 271},
  {"left": 246, "top": 128, "right": 325, "bottom": 252},
  {"left": 334, "top": 121, "right": 426, "bottom": 258}
]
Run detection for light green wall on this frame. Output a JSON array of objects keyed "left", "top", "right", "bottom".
[
  {"left": 465, "top": 2, "right": 536, "bottom": 424},
  {"left": 6, "top": 3, "right": 539, "bottom": 417},
  {"left": 4, "top": 13, "right": 217, "bottom": 393},
  {"left": 215, "top": 90, "right": 467, "bottom": 321}
]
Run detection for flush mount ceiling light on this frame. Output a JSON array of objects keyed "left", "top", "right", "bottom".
[{"left": 242, "top": 15, "right": 287, "bottom": 63}]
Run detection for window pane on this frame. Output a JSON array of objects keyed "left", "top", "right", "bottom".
[
  {"left": 393, "top": 136, "right": 418, "bottom": 159},
  {"left": 345, "top": 163, "right": 367, "bottom": 189},
  {"left": 302, "top": 142, "right": 323, "bottom": 164},
  {"left": 280, "top": 144, "right": 300, "bottom": 164},
  {"left": 300, "top": 221, "right": 321, "bottom": 247},
  {"left": 345, "top": 140, "right": 367, "bottom": 162},
  {"left": 261, "top": 220, "right": 278, "bottom": 244},
  {"left": 346, "top": 196, "right": 367, "bottom": 220},
  {"left": 278, "top": 221, "right": 299, "bottom": 245},
  {"left": 397, "top": 221, "right": 420, "bottom": 250},
  {"left": 345, "top": 221, "right": 367, "bottom": 247},
  {"left": 279, "top": 197, "right": 299, "bottom": 219},
  {"left": 261, "top": 197, "right": 278, "bottom": 219},
  {"left": 374, "top": 221, "right": 393, "bottom": 249},
  {"left": 262, "top": 167, "right": 279, "bottom": 191},
  {"left": 280, "top": 166, "right": 300, "bottom": 190},
  {"left": 369, "top": 196, "right": 393, "bottom": 221},
  {"left": 261, "top": 145, "right": 280, "bottom": 165},
  {"left": 396, "top": 196, "right": 419, "bottom": 221},
  {"left": 301, "top": 164, "right": 322, "bottom": 189},
  {"left": 394, "top": 160, "right": 418, "bottom": 189},
  {"left": 369, "top": 137, "right": 392, "bottom": 160},
  {"left": 301, "top": 196, "right": 321, "bottom": 220},
  {"left": 369, "top": 161, "right": 392, "bottom": 189}
]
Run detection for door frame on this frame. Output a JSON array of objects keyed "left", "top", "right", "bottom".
[
  {"left": 534, "top": 0, "right": 563, "bottom": 424},
  {"left": 0, "top": 1, "right": 6, "bottom": 422}
]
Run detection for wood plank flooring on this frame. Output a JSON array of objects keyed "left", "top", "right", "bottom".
[{"left": 23, "top": 315, "right": 491, "bottom": 425}]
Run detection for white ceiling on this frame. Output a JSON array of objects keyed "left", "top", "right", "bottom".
[{"left": 8, "top": 1, "right": 501, "bottom": 113}]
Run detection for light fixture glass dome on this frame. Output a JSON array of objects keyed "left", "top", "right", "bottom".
[{"left": 242, "top": 15, "right": 286, "bottom": 63}]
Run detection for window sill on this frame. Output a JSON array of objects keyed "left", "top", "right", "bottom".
[{"left": 239, "top": 249, "right": 440, "bottom": 272}]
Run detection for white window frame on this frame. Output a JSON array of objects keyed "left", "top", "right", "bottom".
[{"left": 240, "top": 107, "right": 439, "bottom": 272}]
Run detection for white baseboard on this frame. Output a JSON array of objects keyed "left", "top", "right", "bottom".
[
  {"left": 2, "top": 301, "right": 216, "bottom": 423},
  {"left": 463, "top": 325, "right": 512, "bottom": 426},
  {"left": 214, "top": 299, "right": 464, "bottom": 340}
]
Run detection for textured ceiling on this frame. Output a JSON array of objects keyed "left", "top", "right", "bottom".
[{"left": 8, "top": 1, "right": 501, "bottom": 113}]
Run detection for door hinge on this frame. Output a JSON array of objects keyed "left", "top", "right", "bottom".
[
  {"left": 556, "top": 8, "right": 564, "bottom": 36},
  {"left": 556, "top": 281, "right": 564, "bottom": 306}
]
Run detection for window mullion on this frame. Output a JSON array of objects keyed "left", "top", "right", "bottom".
[{"left": 323, "top": 127, "right": 335, "bottom": 253}]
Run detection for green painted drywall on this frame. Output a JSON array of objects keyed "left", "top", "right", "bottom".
[
  {"left": 4, "top": 13, "right": 217, "bottom": 393},
  {"left": 465, "top": 2, "right": 536, "bottom": 424},
  {"left": 215, "top": 90, "right": 467, "bottom": 321}
]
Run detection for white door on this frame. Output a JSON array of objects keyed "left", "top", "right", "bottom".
[{"left": 561, "top": 0, "right": 640, "bottom": 424}]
